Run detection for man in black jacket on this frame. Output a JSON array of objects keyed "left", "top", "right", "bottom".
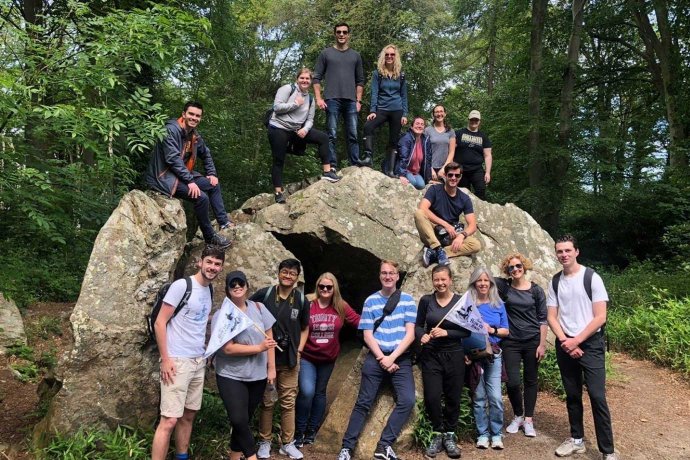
[{"left": 146, "top": 101, "right": 232, "bottom": 248}]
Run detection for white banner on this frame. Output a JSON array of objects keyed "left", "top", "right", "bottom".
[
  {"left": 442, "top": 291, "right": 488, "bottom": 335},
  {"left": 204, "top": 297, "right": 253, "bottom": 358}
]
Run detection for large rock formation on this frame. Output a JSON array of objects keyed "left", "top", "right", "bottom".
[
  {"left": 0, "top": 294, "right": 26, "bottom": 352},
  {"left": 38, "top": 167, "right": 559, "bottom": 454}
]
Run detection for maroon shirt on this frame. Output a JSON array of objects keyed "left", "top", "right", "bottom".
[{"left": 302, "top": 299, "right": 360, "bottom": 364}]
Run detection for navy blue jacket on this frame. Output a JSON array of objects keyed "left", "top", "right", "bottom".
[{"left": 396, "top": 131, "right": 432, "bottom": 182}]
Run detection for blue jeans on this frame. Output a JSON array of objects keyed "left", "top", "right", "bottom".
[
  {"left": 405, "top": 172, "right": 426, "bottom": 190},
  {"left": 173, "top": 176, "right": 229, "bottom": 240},
  {"left": 342, "top": 353, "right": 415, "bottom": 449},
  {"left": 296, "top": 358, "right": 335, "bottom": 434},
  {"left": 326, "top": 98, "right": 360, "bottom": 167},
  {"left": 473, "top": 352, "right": 504, "bottom": 438}
]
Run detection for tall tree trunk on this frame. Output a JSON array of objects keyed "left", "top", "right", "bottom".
[{"left": 486, "top": 1, "right": 499, "bottom": 96}]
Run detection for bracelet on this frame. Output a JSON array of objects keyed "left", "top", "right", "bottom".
[{"left": 461, "top": 231, "right": 469, "bottom": 238}]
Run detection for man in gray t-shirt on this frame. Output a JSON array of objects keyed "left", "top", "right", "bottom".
[
  {"left": 313, "top": 22, "right": 366, "bottom": 169},
  {"left": 151, "top": 246, "right": 225, "bottom": 460}
]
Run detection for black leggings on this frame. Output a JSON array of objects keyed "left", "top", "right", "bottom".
[
  {"left": 363, "top": 110, "right": 404, "bottom": 150},
  {"left": 217, "top": 375, "right": 267, "bottom": 457},
  {"left": 419, "top": 349, "right": 466, "bottom": 432},
  {"left": 267, "top": 126, "right": 329, "bottom": 188},
  {"left": 502, "top": 337, "right": 540, "bottom": 418},
  {"left": 459, "top": 167, "right": 486, "bottom": 199}
]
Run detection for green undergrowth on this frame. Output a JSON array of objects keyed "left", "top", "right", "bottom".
[{"left": 412, "top": 387, "right": 475, "bottom": 447}]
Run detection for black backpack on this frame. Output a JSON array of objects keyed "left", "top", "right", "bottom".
[{"left": 145, "top": 276, "right": 213, "bottom": 343}]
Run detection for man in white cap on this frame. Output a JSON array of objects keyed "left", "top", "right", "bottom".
[{"left": 453, "top": 110, "right": 493, "bottom": 200}]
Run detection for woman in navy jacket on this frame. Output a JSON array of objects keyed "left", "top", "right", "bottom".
[{"left": 396, "top": 116, "right": 432, "bottom": 189}]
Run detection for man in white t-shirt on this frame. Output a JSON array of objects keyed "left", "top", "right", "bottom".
[
  {"left": 546, "top": 235, "right": 618, "bottom": 460},
  {"left": 151, "top": 246, "right": 225, "bottom": 460}
]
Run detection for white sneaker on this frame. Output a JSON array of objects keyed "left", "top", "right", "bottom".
[
  {"left": 506, "top": 415, "right": 524, "bottom": 434},
  {"left": 257, "top": 440, "right": 272, "bottom": 459},
  {"left": 491, "top": 436, "right": 504, "bottom": 450},
  {"left": 279, "top": 441, "right": 304, "bottom": 459},
  {"left": 523, "top": 420, "right": 537, "bottom": 437},
  {"left": 476, "top": 436, "right": 490, "bottom": 449},
  {"left": 555, "top": 438, "right": 586, "bottom": 457},
  {"left": 603, "top": 454, "right": 620, "bottom": 460}
]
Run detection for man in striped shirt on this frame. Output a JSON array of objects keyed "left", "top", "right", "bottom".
[{"left": 338, "top": 260, "right": 417, "bottom": 460}]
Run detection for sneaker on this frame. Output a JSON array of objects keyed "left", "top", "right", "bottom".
[
  {"left": 257, "top": 440, "right": 271, "bottom": 459},
  {"left": 476, "top": 436, "right": 490, "bottom": 449},
  {"left": 491, "top": 436, "right": 504, "bottom": 450},
  {"left": 337, "top": 448, "right": 352, "bottom": 460},
  {"left": 442, "top": 432, "right": 461, "bottom": 459},
  {"left": 555, "top": 438, "right": 586, "bottom": 457},
  {"left": 358, "top": 155, "right": 373, "bottom": 167},
  {"left": 303, "top": 430, "right": 316, "bottom": 445},
  {"left": 294, "top": 432, "right": 305, "bottom": 448},
  {"left": 603, "top": 454, "right": 620, "bottom": 460},
  {"left": 523, "top": 420, "right": 536, "bottom": 437},
  {"left": 437, "top": 247, "right": 450, "bottom": 266},
  {"left": 506, "top": 415, "right": 524, "bottom": 434},
  {"left": 422, "top": 246, "right": 437, "bottom": 267},
  {"left": 424, "top": 433, "right": 443, "bottom": 458},
  {"left": 274, "top": 192, "right": 286, "bottom": 204},
  {"left": 279, "top": 441, "right": 304, "bottom": 459},
  {"left": 321, "top": 170, "right": 341, "bottom": 182},
  {"left": 374, "top": 444, "right": 398, "bottom": 460},
  {"left": 207, "top": 233, "right": 231, "bottom": 249}
]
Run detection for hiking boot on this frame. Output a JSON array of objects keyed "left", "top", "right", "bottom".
[
  {"left": 358, "top": 154, "right": 373, "bottom": 167},
  {"left": 257, "top": 440, "right": 271, "bottom": 459},
  {"left": 555, "top": 438, "right": 586, "bottom": 457},
  {"left": 294, "top": 432, "right": 305, "bottom": 448},
  {"left": 321, "top": 170, "right": 341, "bottom": 182},
  {"left": 491, "top": 435, "right": 504, "bottom": 450},
  {"left": 337, "top": 448, "right": 352, "bottom": 460},
  {"left": 219, "top": 221, "right": 234, "bottom": 230},
  {"left": 207, "top": 233, "right": 231, "bottom": 249},
  {"left": 303, "top": 429, "right": 316, "bottom": 445},
  {"left": 374, "top": 444, "right": 398, "bottom": 460},
  {"left": 422, "top": 246, "right": 437, "bottom": 267},
  {"left": 274, "top": 191, "right": 286, "bottom": 204},
  {"left": 424, "top": 433, "right": 443, "bottom": 458},
  {"left": 443, "top": 432, "right": 461, "bottom": 459},
  {"left": 476, "top": 436, "right": 490, "bottom": 449},
  {"left": 603, "top": 453, "right": 620, "bottom": 460},
  {"left": 437, "top": 247, "right": 450, "bottom": 266},
  {"left": 279, "top": 440, "right": 303, "bottom": 459},
  {"left": 506, "top": 415, "right": 524, "bottom": 434},
  {"left": 523, "top": 420, "right": 536, "bottom": 437}
]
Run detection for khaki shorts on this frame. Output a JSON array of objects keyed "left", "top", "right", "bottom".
[{"left": 159, "top": 357, "right": 206, "bottom": 418}]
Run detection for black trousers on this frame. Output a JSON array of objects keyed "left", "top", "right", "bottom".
[
  {"left": 363, "top": 110, "right": 404, "bottom": 151},
  {"left": 217, "top": 375, "right": 267, "bottom": 457},
  {"left": 556, "top": 333, "right": 614, "bottom": 454},
  {"left": 267, "top": 126, "right": 329, "bottom": 188},
  {"left": 502, "top": 337, "right": 540, "bottom": 418},
  {"left": 459, "top": 167, "right": 486, "bottom": 199},
  {"left": 419, "top": 349, "right": 465, "bottom": 432}
]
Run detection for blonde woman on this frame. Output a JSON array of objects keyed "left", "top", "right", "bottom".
[
  {"left": 363, "top": 44, "right": 409, "bottom": 174},
  {"left": 295, "top": 273, "right": 360, "bottom": 447}
]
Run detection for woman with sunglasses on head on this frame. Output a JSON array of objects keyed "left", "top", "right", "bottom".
[
  {"left": 467, "top": 267, "right": 509, "bottom": 450},
  {"left": 215, "top": 271, "right": 277, "bottom": 460},
  {"left": 362, "top": 44, "right": 408, "bottom": 174},
  {"left": 494, "top": 253, "right": 547, "bottom": 438},
  {"left": 415, "top": 265, "right": 469, "bottom": 459},
  {"left": 295, "top": 273, "right": 360, "bottom": 447},
  {"left": 424, "top": 105, "right": 456, "bottom": 183}
]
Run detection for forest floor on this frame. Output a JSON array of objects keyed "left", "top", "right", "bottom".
[{"left": 1, "top": 303, "right": 689, "bottom": 459}]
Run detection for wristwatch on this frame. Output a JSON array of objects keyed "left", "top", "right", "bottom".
[{"left": 492, "top": 326, "right": 498, "bottom": 335}]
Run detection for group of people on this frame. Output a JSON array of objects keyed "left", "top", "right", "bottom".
[{"left": 150, "top": 235, "right": 618, "bottom": 460}]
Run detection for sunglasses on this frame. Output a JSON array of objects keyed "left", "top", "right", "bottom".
[
  {"left": 335, "top": 30, "right": 349, "bottom": 35},
  {"left": 385, "top": 53, "right": 396, "bottom": 57},
  {"left": 317, "top": 284, "right": 334, "bottom": 291},
  {"left": 229, "top": 280, "right": 246, "bottom": 288},
  {"left": 508, "top": 263, "right": 524, "bottom": 272},
  {"left": 446, "top": 172, "right": 462, "bottom": 178}
]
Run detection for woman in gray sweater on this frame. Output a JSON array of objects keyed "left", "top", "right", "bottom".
[{"left": 268, "top": 68, "right": 340, "bottom": 204}]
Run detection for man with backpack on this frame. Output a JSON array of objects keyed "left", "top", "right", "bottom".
[
  {"left": 547, "top": 235, "right": 618, "bottom": 460},
  {"left": 151, "top": 246, "right": 225, "bottom": 460},
  {"left": 250, "top": 258, "right": 310, "bottom": 459},
  {"left": 338, "top": 260, "right": 417, "bottom": 460}
]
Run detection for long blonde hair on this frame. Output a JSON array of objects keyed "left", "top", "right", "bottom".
[
  {"left": 312, "top": 272, "right": 346, "bottom": 320},
  {"left": 376, "top": 44, "right": 402, "bottom": 80}
]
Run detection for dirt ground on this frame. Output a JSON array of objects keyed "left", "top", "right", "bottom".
[{"left": 1, "top": 303, "right": 689, "bottom": 459}]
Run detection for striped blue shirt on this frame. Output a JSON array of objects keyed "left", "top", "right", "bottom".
[{"left": 359, "top": 291, "right": 417, "bottom": 353}]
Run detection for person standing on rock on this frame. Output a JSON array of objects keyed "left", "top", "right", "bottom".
[
  {"left": 250, "top": 259, "right": 310, "bottom": 460},
  {"left": 313, "top": 22, "right": 367, "bottom": 170},
  {"left": 453, "top": 110, "right": 492, "bottom": 200},
  {"left": 146, "top": 101, "right": 232, "bottom": 249},
  {"left": 414, "top": 162, "right": 481, "bottom": 267},
  {"left": 151, "top": 246, "right": 225, "bottom": 460},
  {"left": 547, "top": 234, "right": 618, "bottom": 460},
  {"left": 338, "top": 260, "right": 417, "bottom": 460}
]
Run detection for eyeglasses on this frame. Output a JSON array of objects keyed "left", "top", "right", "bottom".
[
  {"left": 317, "top": 284, "right": 334, "bottom": 291},
  {"left": 508, "top": 263, "right": 524, "bottom": 272},
  {"left": 335, "top": 30, "right": 349, "bottom": 35},
  {"left": 279, "top": 270, "right": 299, "bottom": 278},
  {"left": 380, "top": 271, "right": 397, "bottom": 276},
  {"left": 385, "top": 53, "right": 396, "bottom": 57},
  {"left": 229, "top": 280, "right": 246, "bottom": 288},
  {"left": 446, "top": 173, "right": 462, "bottom": 178}
]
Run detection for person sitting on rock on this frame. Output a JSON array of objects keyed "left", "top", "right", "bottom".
[
  {"left": 414, "top": 162, "right": 481, "bottom": 266},
  {"left": 395, "top": 116, "right": 432, "bottom": 190},
  {"left": 146, "top": 101, "right": 232, "bottom": 249},
  {"left": 338, "top": 260, "right": 417, "bottom": 460}
]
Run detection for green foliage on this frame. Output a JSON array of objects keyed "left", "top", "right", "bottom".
[
  {"left": 537, "top": 352, "right": 565, "bottom": 399},
  {"left": 40, "top": 426, "right": 150, "bottom": 460},
  {"left": 30, "top": 317, "right": 64, "bottom": 340},
  {"left": 413, "top": 388, "right": 475, "bottom": 446},
  {"left": 187, "top": 389, "right": 231, "bottom": 458},
  {"left": 11, "top": 361, "right": 39, "bottom": 383},
  {"left": 6, "top": 342, "right": 34, "bottom": 360},
  {"left": 37, "top": 349, "right": 58, "bottom": 371}
]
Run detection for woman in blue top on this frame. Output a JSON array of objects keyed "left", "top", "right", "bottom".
[
  {"left": 467, "top": 267, "right": 509, "bottom": 451},
  {"left": 396, "top": 116, "right": 432, "bottom": 189},
  {"left": 362, "top": 44, "right": 408, "bottom": 174}
]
